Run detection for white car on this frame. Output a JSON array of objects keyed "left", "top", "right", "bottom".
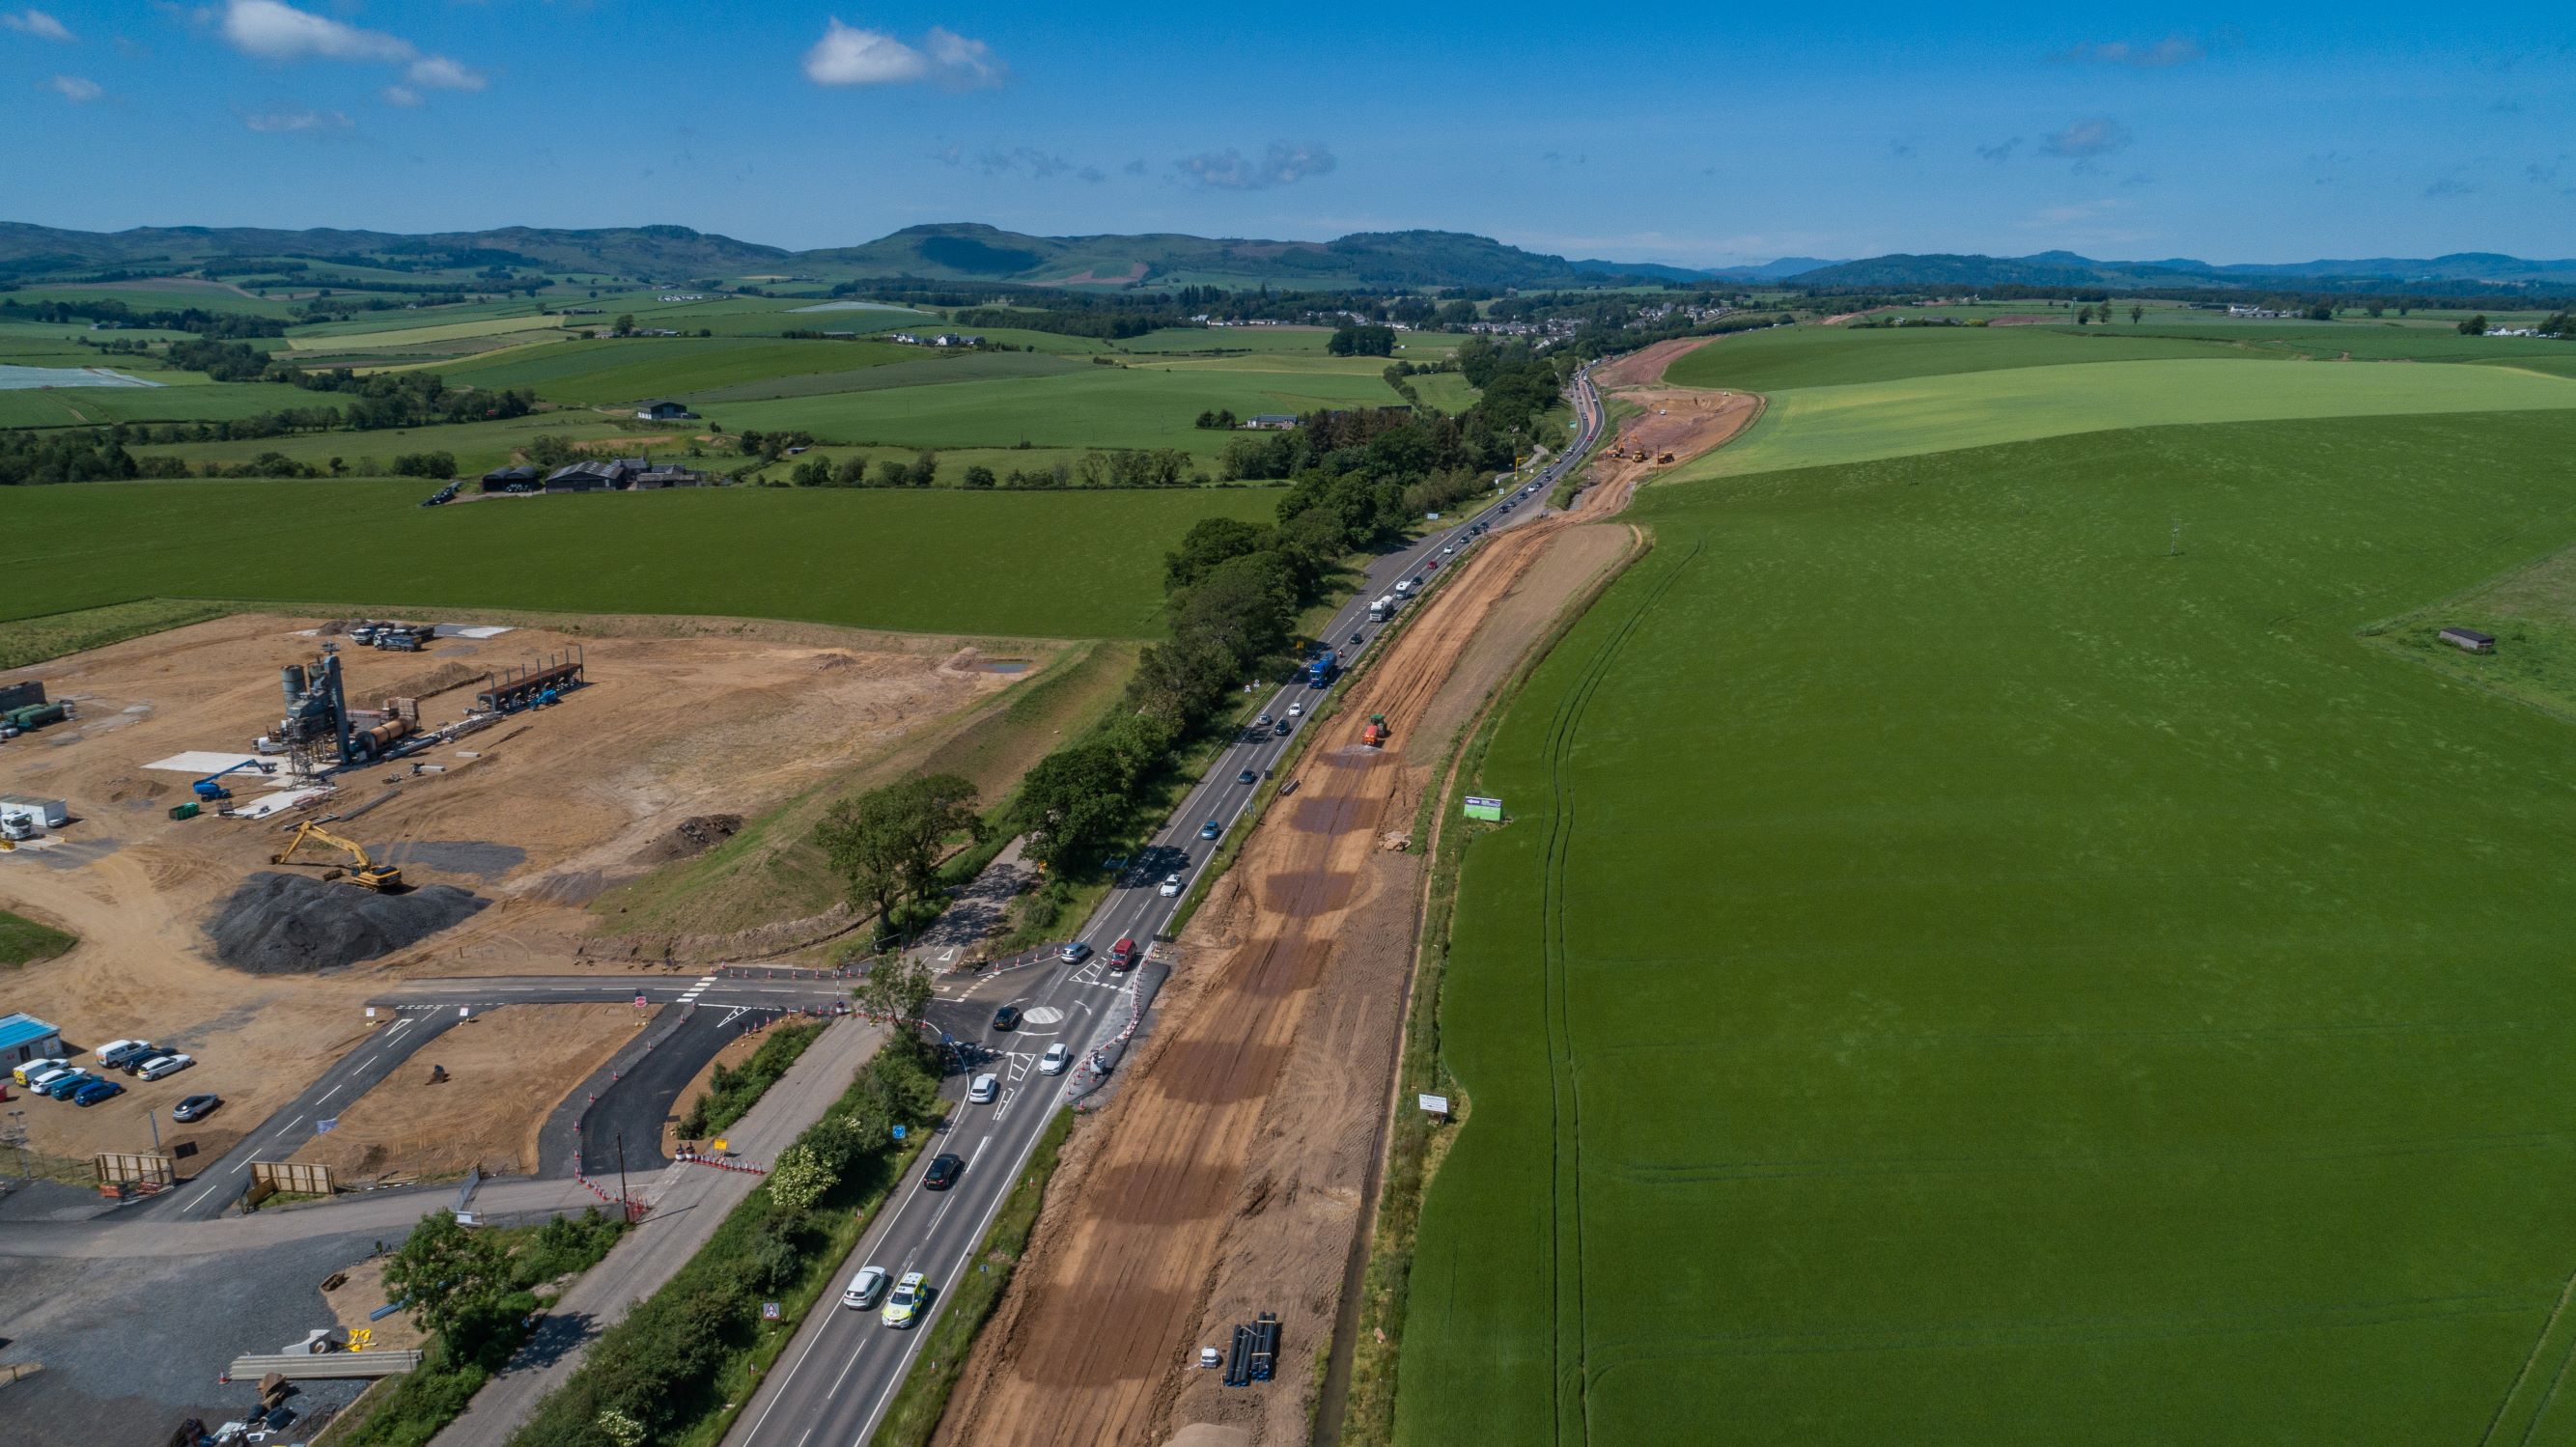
[
  {"left": 968, "top": 1072, "right": 998, "bottom": 1103},
  {"left": 842, "top": 1266, "right": 889, "bottom": 1310},
  {"left": 882, "top": 1271, "right": 928, "bottom": 1328},
  {"left": 1159, "top": 873, "right": 1183, "bottom": 898},
  {"left": 1286, "top": 702, "right": 1303, "bottom": 718},
  {"left": 1442, "top": 543, "right": 1457, "bottom": 555},
  {"left": 137, "top": 1053, "right": 195, "bottom": 1081},
  {"left": 23, "top": 1064, "right": 75, "bottom": 1093},
  {"left": 1040, "top": 1043, "right": 1072, "bottom": 1075}
]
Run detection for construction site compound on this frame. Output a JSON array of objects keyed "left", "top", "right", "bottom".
[{"left": 0, "top": 608, "right": 1055, "bottom": 1184}]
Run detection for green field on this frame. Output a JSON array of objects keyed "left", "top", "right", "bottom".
[
  {"left": 0, "top": 481, "right": 1282, "bottom": 638},
  {"left": 1402, "top": 403, "right": 2576, "bottom": 1444},
  {"left": 284, "top": 312, "right": 569, "bottom": 352},
  {"left": 1665, "top": 322, "right": 2262, "bottom": 390},
  {"left": 0, "top": 378, "right": 327, "bottom": 429},
  {"left": 1702, "top": 357, "right": 2576, "bottom": 476},
  {"left": 677, "top": 350, "right": 1081, "bottom": 405},
  {"left": 422, "top": 336, "right": 913, "bottom": 404},
  {"left": 128, "top": 411, "right": 701, "bottom": 477},
  {"left": 707, "top": 361, "right": 1408, "bottom": 454}
]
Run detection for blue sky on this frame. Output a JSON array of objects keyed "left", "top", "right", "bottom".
[{"left": 4, "top": 0, "right": 2571, "bottom": 266}]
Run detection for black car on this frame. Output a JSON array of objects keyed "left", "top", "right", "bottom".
[
  {"left": 1237, "top": 768, "right": 1258, "bottom": 786},
  {"left": 923, "top": 1153, "right": 965, "bottom": 1190},
  {"left": 1348, "top": 631, "right": 1363, "bottom": 646},
  {"left": 992, "top": 1004, "right": 1022, "bottom": 1031},
  {"left": 1273, "top": 719, "right": 1293, "bottom": 737},
  {"left": 172, "top": 1093, "right": 222, "bottom": 1123}
]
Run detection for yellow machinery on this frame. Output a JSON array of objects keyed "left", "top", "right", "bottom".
[{"left": 270, "top": 821, "right": 404, "bottom": 891}]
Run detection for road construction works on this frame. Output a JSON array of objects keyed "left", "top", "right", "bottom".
[
  {"left": 938, "top": 348, "right": 1754, "bottom": 1447},
  {"left": 0, "top": 610, "right": 1041, "bottom": 1176},
  {"left": 939, "top": 531, "right": 1617, "bottom": 1444}
]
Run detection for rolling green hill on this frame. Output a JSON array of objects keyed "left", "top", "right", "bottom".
[{"left": 0, "top": 221, "right": 1666, "bottom": 292}]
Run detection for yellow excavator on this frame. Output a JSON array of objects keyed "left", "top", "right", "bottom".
[{"left": 270, "top": 821, "right": 404, "bottom": 891}]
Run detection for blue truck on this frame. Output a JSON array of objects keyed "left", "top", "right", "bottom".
[{"left": 1306, "top": 648, "right": 1339, "bottom": 688}]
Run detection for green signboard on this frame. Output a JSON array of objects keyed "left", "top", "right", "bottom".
[{"left": 1464, "top": 794, "right": 1503, "bottom": 822}]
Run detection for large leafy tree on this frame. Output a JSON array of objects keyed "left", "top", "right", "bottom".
[{"left": 814, "top": 773, "right": 981, "bottom": 931}]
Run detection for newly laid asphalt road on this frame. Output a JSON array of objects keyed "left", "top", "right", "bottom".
[
  {"left": 726, "top": 370, "right": 1608, "bottom": 1447},
  {"left": 141, "top": 973, "right": 854, "bottom": 1220}
]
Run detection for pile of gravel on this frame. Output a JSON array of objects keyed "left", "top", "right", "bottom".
[{"left": 207, "top": 871, "right": 488, "bottom": 974}]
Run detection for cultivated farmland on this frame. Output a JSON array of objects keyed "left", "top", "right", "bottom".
[
  {"left": 0, "top": 480, "right": 1281, "bottom": 638},
  {"left": 1698, "top": 355, "right": 2576, "bottom": 476},
  {"left": 1401, "top": 403, "right": 2576, "bottom": 1444}
]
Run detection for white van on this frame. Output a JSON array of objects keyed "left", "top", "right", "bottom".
[
  {"left": 12, "top": 1057, "right": 65, "bottom": 1087},
  {"left": 97, "top": 1039, "right": 156, "bottom": 1070}
]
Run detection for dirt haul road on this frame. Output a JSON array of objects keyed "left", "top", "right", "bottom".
[{"left": 940, "top": 350, "right": 1758, "bottom": 1447}]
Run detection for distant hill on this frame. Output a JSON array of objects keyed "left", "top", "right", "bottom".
[
  {"left": 0, "top": 220, "right": 1694, "bottom": 291},
  {"left": 1781, "top": 250, "right": 2576, "bottom": 292},
  {"left": 0, "top": 221, "right": 790, "bottom": 281},
  {"left": 9, "top": 220, "right": 2567, "bottom": 297}
]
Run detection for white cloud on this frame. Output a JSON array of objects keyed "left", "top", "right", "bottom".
[
  {"left": 241, "top": 104, "right": 350, "bottom": 132},
  {"left": 220, "top": 0, "right": 409, "bottom": 62},
  {"left": 1175, "top": 141, "right": 1337, "bottom": 190},
  {"left": 381, "top": 84, "right": 419, "bottom": 106},
  {"left": 405, "top": 54, "right": 483, "bottom": 91},
  {"left": 805, "top": 20, "right": 928, "bottom": 84},
  {"left": 2056, "top": 35, "right": 2206, "bottom": 69},
  {"left": 2040, "top": 117, "right": 2132, "bottom": 159},
  {"left": 2, "top": 9, "right": 75, "bottom": 42},
  {"left": 920, "top": 26, "right": 1000, "bottom": 88},
  {"left": 215, "top": 0, "right": 485, "bottom": 93},
  {"left": 803, "top": 17, "right": 1003, "bottom": 88},
  {"left": 48, "top": 71, "right": 99, "bottom": 100}
]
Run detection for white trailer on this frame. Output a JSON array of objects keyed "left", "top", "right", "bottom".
[
  {"left": 0, "top": 794, "right": 69, "bottom": 829},
  {"left": 1368, "top": 596, "right": 1395, "bottom": 622}
]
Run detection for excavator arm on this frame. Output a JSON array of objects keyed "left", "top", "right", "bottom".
[{"left": 270, "top": 821, "right": 404, "bottom": 891}]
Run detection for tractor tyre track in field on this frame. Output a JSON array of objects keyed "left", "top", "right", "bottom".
[{"left": 1531, "top": 539, "right": 1702, "bottom": 1444}]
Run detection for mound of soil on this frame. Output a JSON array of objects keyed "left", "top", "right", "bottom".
[
  {"left": 635, "top": 813, "right": 744, "bottom": 865},
  {"left": 207, "top": 871, "right": 487, "bottom": 973}
]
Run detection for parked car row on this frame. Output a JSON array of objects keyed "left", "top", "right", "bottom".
[{"left": 9, "top": 1039, "right": 201, "bottom": 1109}]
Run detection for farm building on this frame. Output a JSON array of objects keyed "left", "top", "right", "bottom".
[
  {"left": 481, "top": 465, "right": 541, "bottom": 492},
  {"left": 1244, "top": 414, "right": 1299, "bottom": 430},
  {"left": 630, "top": 464, "right": 710, "bottom": 489},
  {"left": 0, "top": 680, "right": 42, "bottom": 713},
  {"left": 930, "top": 334, "right": 984, "bottom": 348},
  {"left": 634, "top": 400, "right": 699, "bottom": 422},
  {"left": 2440, "top": 627, "right": 2497, "bottom": 654},
  {"left": 0, "top": 1013, "right": 64, "bottom": 1070},
  {"left": 544, "top": 460, "right": 632, "bottom": 492}
]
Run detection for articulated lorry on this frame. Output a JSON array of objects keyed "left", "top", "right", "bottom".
[{"left": 1306, "top": 649, "right": 1339, "bottom": 688}]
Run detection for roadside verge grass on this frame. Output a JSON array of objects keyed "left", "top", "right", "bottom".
[{"left": 869, "top": 1108, "right": 1077, "bottom": 1446}]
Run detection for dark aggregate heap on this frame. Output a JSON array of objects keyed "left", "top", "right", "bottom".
[{"left": 207, "top": 871, "right": 487, "bottom": 973}]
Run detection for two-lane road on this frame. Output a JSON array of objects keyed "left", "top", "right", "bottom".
[{"left": 728, "top": 367, "right": 1607, "bottom": 1447}]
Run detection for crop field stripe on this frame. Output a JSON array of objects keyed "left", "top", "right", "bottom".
[{"left": 1529, "top": 538, "right": 1703, "bottom": 1443}]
